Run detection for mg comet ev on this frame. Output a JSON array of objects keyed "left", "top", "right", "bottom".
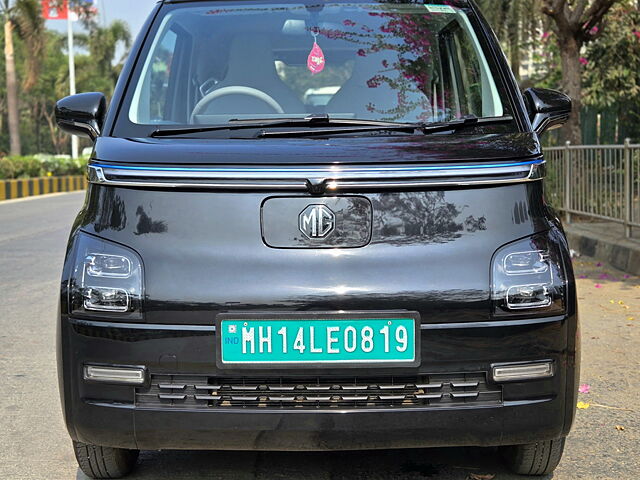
[{"left": 56, "top": 0, "right": 579, "bottom": 477}]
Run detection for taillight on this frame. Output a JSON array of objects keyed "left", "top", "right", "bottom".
[
  {"left": 492, "top": 230, "right": 567, "bottom": 317},
  {"left": 69, "top": 233, "right": 144, "bottom": 321}
]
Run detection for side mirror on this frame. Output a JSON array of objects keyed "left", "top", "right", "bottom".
[
  {"left": 523, "top": 88, "right": 572, "bottom": 136},
  {"left": 55, "top": 92, "right": 107, "bottom": 142}
]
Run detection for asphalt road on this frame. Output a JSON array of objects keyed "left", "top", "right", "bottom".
[{"left": 0, "top": 192, "right": 638, "bottom": 480}]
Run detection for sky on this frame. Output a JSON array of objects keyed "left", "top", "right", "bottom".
[
  {"left": 47, "top": 0, "right": 160, "bottom": 43},
  {"left": 92, "top": 0, "right": 159, "bottom": 38}
]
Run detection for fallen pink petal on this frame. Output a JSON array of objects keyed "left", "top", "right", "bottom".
[
  {"left": 579, "top": 384, "right": 591, "bottom": 394},
  {"left": 594, "top": 284, "right": 603, "bottom": 288}
]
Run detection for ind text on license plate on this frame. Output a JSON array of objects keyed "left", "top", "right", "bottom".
[{"left": 217, "top": 313, "right": 420, "bottom": 368}]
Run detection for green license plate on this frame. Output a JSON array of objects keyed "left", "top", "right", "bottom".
[{"left": 217, "top": 313, "right": 420, "bottom": 368}]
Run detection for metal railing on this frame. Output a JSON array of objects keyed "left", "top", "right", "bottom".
[{"left": 545, "top": 139, "right": 640, "bottom": 238}]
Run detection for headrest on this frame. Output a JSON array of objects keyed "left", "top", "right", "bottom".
[{"left": 225, "top": 33, "right": 278, "bottom": 81}]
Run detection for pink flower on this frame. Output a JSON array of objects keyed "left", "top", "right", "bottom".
[
  {"left": 594, "top": 284, "right": 603, "bottom": 289},
  {"left": 366, "top": 76, "right": 382, "bottom": 88},
  {"left": 596, "top": 262, "right": 603, "bottom": 267},
  {"left": 590, "top": 26, "right": 599, "bottom": 35},
  {"left": 579, "top": 384, "right": 591, "bottom": 394},
  {"left": 541, "top": 31, "right": 550, "bottom": 40},
  {"left": 634, "top": 31, "right": 640, "bottom": 39},
  {"left": 579, "top": 57, "right": 589, "bottom": 66}
]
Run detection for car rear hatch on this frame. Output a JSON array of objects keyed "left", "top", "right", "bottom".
[{"left": 79, "top": 133, "right": 551, "bottom": 328}]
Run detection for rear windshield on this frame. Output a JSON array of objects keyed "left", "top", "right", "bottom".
[{"left": 119, "top": 0, "right": 512, "bottom": 135}]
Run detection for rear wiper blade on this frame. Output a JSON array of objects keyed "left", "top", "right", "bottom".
[
  {"left": 150, "top": 115, "right": 414, "bottom": 137},
  {"left": 257, "top": 124, "right": 421, "bottom": 138},
  {"left": 421, "top": 115, "right": 513, "bottom": 133},
  {"left": 258, "top": 115, "right": 514, "bottom": 138}
]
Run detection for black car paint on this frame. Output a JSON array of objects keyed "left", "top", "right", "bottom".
[
  {"left": 524, "top": 88, "right": 573, "bottom": 134},
  {"left": 57, "top": 0, "right": 579, "bottom": 454},
  {"left": 56, "top": 92, "right": 107, "bottom": 141},
  {"left": 92, "top": 132, "right": 542, "bottom": 166}
]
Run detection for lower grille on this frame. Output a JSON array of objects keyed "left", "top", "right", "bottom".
[{"left": 136, "top": 373, "right": 502, "bottom": 410}]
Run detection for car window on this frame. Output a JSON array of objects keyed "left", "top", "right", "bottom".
[
  {"left": 149, "top": 30, "right": 178, "bottom": 122},
  {"left": 123, "top": 1, "right": 511, "bottom": 133}
]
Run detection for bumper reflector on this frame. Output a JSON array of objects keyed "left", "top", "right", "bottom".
[
  {"left": 84, "top": 365, "right": 146, "bottom": 385},
  {"left": 492, "top": 362, "right": 554, "bottom": 382}
]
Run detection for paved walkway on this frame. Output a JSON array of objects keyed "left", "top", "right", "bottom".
[{"left": 565, "top": 222, "right": 640, "bottom": 275}]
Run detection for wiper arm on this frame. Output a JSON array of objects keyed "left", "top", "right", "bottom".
[
  {"left": 258, "top": 115, "right": 514, "bottom": 138},
  {"left": 421, "top": 115, "right": 514, "bottom": 133},
  {"left": 150, "top": 114, "right": 414, "bottom": 137},
  {"left": 150, "top": 119, "right": 308, "bottom": 137},
  {"left": 258, "top": 124, "right": 421, "bottom": 138}
]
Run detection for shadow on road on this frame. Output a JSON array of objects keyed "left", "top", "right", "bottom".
[{"left": 76, "top": 447, "right": 552, "bottom": 479}]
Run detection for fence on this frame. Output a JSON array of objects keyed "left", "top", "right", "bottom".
[
  {"left": 0, "top": 175, "right": 88, "bottom": 201},
  {"left": 545, "top": 140, "right": 640, "bottom": 239}
]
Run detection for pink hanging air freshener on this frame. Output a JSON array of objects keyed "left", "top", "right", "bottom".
[{"left": 307, "top": 31, "right": 325, "bottom": 74}]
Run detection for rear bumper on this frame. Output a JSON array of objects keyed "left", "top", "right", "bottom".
[
  {"left": 58, "top": 314, "right": 579, "bottom": 451},
  {"left": 78, "top": 398, "right": 563, "bottom": 451}
]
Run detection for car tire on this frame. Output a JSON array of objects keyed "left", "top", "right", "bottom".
[
  {"left": 73, "top": 441, "right": 139, "bottom": 479},
  {"left": 501, "top": 438, "right": 566, "bottom": 476}
]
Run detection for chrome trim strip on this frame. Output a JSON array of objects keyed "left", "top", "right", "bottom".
[
  {"left": 87, "top": 159, "right": 544, "bottom": 190},
  {"left": 71, "top": 318, "right": 217, "bottom": 331},
  {"left": 69, "top": 314, "right": 563, "bottom": 332},
  {"left": 87, "top": 399, "right": 506, "bottom": 413}
]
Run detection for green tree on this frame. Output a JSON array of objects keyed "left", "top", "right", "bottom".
[
  {"left": 87, "top": 20, "right": 130, "bottom": 95},
  {"left": 12, "top": 0, "right": 44, "bottom": 91},
  {"left": 71, "top": 20, "right": 130, "bottom": 97},
  {"left": 2, "top": 0, "right": 22, "bottom": 156},
  {"left": 0, "top": 0, "right": 44, "bottom": 155},
  {"left": 582, "top": 2, "right": 640, "bottom": 141},
  {"left": 541, "top": 0, "right": 620, "bottom": 144},
  {"left": 477, "top": 0, "right": 546, "bottom": 82},
  {"left": 0, "top": 17, "right": 131, "bottom": 155},
  {"left": 30, "top": 30, "right": 69, "bottom": 153}
]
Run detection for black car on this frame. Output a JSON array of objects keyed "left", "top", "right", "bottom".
[{"left": 56, "top": 1, "right": 579, "bottom": 478}]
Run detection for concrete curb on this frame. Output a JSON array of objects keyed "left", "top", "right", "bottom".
[
  {"left": 0, "top": 176, "right": 87, "bottom": 201},
  {"left": 565, "top": 224, "right": 640, "bottom": 275}
]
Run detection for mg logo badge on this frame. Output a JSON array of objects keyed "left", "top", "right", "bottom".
[{"left": 299, "top": 204, "right": 335, "bottom": 239}]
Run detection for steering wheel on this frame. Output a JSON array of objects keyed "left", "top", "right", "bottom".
[{"left": 190, "top": 86, "right": 285, "bottom": 123}]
